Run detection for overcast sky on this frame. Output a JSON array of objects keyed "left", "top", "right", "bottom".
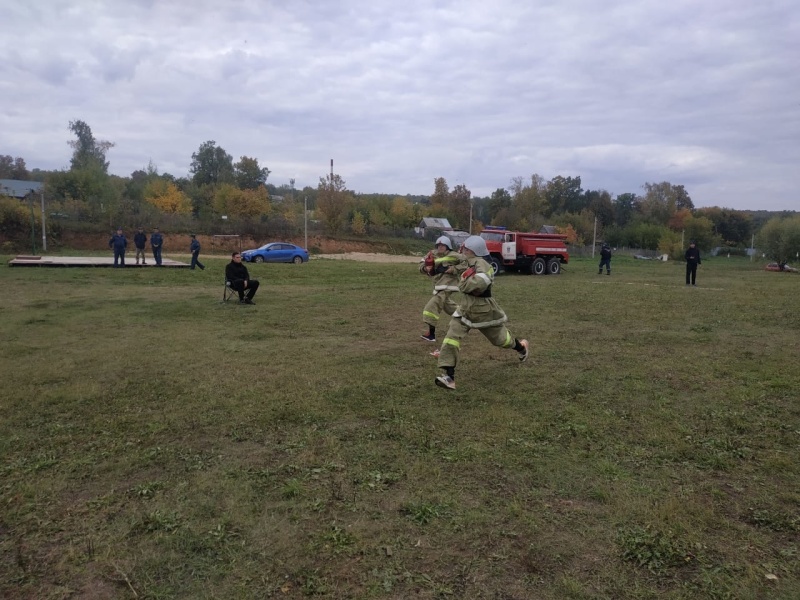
[{"left": 2, "top": 0, "right": 798, "bottom": 210}]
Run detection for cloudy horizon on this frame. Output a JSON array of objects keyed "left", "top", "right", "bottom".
[{"left": 2, "top": 0, "right": 798, "bottom": 210}]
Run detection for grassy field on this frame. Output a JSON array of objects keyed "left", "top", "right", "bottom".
[{"left": 1, "top": 254, "right": 798, "bottom": 599}]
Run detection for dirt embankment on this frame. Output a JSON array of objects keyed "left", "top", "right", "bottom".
[
  {"left": 46, "top": 232, "right": 406, "bottom": 255},
  {"left": 17, "top": 232, "right": 420, "bottom": 262}
]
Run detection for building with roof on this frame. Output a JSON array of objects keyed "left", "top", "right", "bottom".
[{"left": 0, "top": 179, "right": 44, "bottom": 199}]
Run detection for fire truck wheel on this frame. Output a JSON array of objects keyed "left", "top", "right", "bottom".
[
  {"left": 546, "top": 259, "right": 561, "bottom": 275},
  {"left": 488, "top": 256, "right": 502, "bottom": 275},
  {"left": 531, "top": 257, "right": 546, "bottom": 275}
]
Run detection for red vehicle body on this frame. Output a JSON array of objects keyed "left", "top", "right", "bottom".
[{"left": 479, "top": 227, "right": 569, "bottom": 275}]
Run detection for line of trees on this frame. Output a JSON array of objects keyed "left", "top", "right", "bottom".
[{"left": 2, "top": 119, "right": 799, "bottom": 262}]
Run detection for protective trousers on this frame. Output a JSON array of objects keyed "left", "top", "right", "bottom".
[
  {"left": 437, "top": 316, "right": 515, "bottom": 369},
  {"left": 422, "top": 292, "right": 457, "bottom": 328}
]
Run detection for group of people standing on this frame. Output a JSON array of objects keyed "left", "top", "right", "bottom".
[
  {"left": 107, "top": 228, "right": 213, "bottom": 270},
  {"left": 108, "top": 227, "right": 164, "bottom": 267},
  {"left": 595, "top": 242, "right": 702, "bottom": 285}
]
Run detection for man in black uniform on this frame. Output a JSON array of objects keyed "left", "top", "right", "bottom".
[
  {"left": 598, "top": 242, "right": 612, "bottom": 275},
  {"left": 225, "top": 252, "right": 260, "bottom": 304},
  {"left": 685, "top": 241, "right": 701, "bottom": 286}
]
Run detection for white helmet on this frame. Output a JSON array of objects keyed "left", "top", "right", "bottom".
[
  {"left": 435, "top": 235, "right": 453, "bottom": 250},
  {"left": 463, "top": 235, "right": 489, "bottom": 257}
]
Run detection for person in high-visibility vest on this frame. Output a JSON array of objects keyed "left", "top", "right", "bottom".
[
  {"left": 419, "top": 236, "right": 464, "bottom": 343},
  {"left": 434, "top": 235, "right": 529, "bottom": 391}
]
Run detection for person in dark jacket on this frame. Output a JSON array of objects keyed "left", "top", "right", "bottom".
[
  {"left": 133, "top": 227, "right": 148, "bottom": 265},
  {"left": 150, "top": 227, "right": 164, "bottom": 266},
  {"left": 189, "top": 234, "right": 205, "bottom": 270},
  {"left": 598, "top": 243, "right": 612, "bottom": 275},
  {"left": 225, "top": 252, "right": 259, "bottom": 304},
  {"left": 685, "top": 241, "right": 701, "bottom": 286},
  {"left": 108, "top": 227, "right": 127, "bottom": 267}
]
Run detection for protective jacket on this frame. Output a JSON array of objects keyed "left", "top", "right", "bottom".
[
  {"left": 150, "top": 232, "right": 163, "bottom": 248},
  {"left": 452, "top": 256, "right": 508, "bottom": 329},
  {"left": 225, "top": 261, "right": 251, "bottom": 285},
  {"left": 190, "top": 239, "right": 201, "bottom": 253},
  {"left": 134, "top": 232, "right": 147, "bottom": 249},
  {"left": 601, "top": 246, "right": 612, "bottom": 260},
  {"left": 420, "top": 250, "right": 464, "bottom": 293},
  {"left": 109, "top": 234, "right": 127, "bottom": 251}
]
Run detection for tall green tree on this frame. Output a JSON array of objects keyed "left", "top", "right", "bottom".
[
  {"left": 585, "top": 189, "right": 614, "bottom": 226},
  {"left": 190, "top": 141, "right": 234, "bottom": 187},
  {"left": 316, "top": 173, "right": 351, "bottom": 233},
  {"left": 47, "top": 120, "right": 118, "bottom": 223},
  {"left": 758, "top": 215, "right": 800, "bottom": 266},
  {"left": 545, "top": 176, "right": 583, "bottom": 216},
  {"left": 613, "top": 193, "right": 638, "bottom": 227},
  {"left": 68, "top": 120, "right": 114, "bottom": 173},
  {"left": 488, "top": 188, "right": 511, "bottom": 222},
  {"left": 0, "top": 155, "right": 29, "bottom": 179},
  {"left": 683, "top": 214, "right": 719, "bottom": 251},
  {"left": 448, "top": 184, "right": 472, "bottom": 230},
  {"left": 696, "top": 207, "right": 753, "bottom": 246},
  {"left": 234, "top": 156, "right": 270, "bottom": 190},
  {"left": 430, "top": 177, "right": 449, "bottom": 210},
  {"left": 509, "top": 174, "right": 547, "bottom": 230},
  {"left": 639, "top": 182, "right": 693, "bottom": 225}
]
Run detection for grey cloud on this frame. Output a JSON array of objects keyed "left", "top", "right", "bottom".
[{"left": 1, "top": 0, "right": 798, "bottom": 209}]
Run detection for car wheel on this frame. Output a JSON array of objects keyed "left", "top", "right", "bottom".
[
  {"left": 253, "top": 255, "right": 264, "bottom": 263},
  {"left": 531, "top": 257, "right": 546, "bottom": 275},
  {"left": 488, "top": 255, "right": 502, "bottom": 275},
  {"left": 293, "top": 256, "right": 303, "bottom": 264},
  {"left": 546, "top": 259, "right": 561, "bottom": 275}
]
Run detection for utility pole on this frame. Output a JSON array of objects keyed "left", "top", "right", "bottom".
[
  {"left": 27, "top": 194, "right": 37, "bottom": 255},
  {"left": 40, "top": 190, "right": 47, "bottom": 251},
  {"left": 330, "top": 159, "right": 333, "bottom": 182},
  {"left": 304, "top": 196, "right": 308, "bottom": 251},
  {"left": 591, "top": 217, "right": 597, "bottom": 258}
]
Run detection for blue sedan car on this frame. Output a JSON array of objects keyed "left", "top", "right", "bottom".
[{"left": 241, "top": 242, "right": 309, "bottom": 264}]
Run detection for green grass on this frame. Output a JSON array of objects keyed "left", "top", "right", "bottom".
[{"left": 1, "top": 254, "right": 798, "bottom": 599}]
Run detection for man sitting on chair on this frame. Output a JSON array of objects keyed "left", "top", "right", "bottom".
[{"left": 225, "top": 252, "right": 260, "bottom": 305}]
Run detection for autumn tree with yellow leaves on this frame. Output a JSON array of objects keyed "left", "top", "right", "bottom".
[
  {"left": 144, "top": 180, "right": 192, "bottom": 214},
  {"left": 212, "top": 183, "right": 270, "bottom": 218}
]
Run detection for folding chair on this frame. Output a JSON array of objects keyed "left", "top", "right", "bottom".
[{"left": 223, "top": 279, "right": 239, "bottom": 303}]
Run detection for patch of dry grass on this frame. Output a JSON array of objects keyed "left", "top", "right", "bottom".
[{"left": 1, "top": 255, "right": 798, "bottom": 599}]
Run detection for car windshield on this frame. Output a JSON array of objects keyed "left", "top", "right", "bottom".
[{"left": 481, "top": 232, "right": 504, "bottom": 242}]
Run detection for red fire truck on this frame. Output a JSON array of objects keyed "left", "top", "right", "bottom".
[{"left": 479, "top": 227, "right": 569, "bottom": 275}]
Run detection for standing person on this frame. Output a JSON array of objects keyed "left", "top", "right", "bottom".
[
  {"left": 434, "top": 235, "right": 529, "bottom": 391},
  {"left": 420, "top": 236, "right": 464, "bottom": 343},
  {"left": 108, "top": 227, "right": 127, "bottom": 267},
  {"left": 225, "top": 252, "right": 260, "bottom": 304},
  {"left": 150, "top": 227, "right": 164, "bottom": 266},
  {"left": 133, "top": 227, "right": 148, "bottom": 265},
  {"left": 598, "top": 242, "right": 612, "bottom": 275},
  {"left": 189, "top": 234, "right": 205, "bottom": 270},
  {"left": 685, "top": 241, "right": 701, "bottom": 286}
]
